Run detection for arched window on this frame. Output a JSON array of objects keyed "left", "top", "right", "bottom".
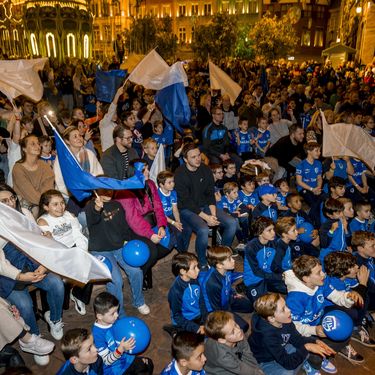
[
  {"left": 46, "top": 32, "right": 56, "bottom": 58},
  {"left": 30, "top": 33, "right": 39, "bottom": 55},
  {"left": 83, "top": 34, "right": 89, "bottom": 59},
  {"left": 67, "top": 33, "right": 76, "bottom": 57},
  {"left": 13, "top": 30, "right": 19, "bottom": 41}
]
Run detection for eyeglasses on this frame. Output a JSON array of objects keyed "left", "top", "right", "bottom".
[
  {"left": 122, "top": 136, "right": 133, "bottom": 141},
  {"left": 0, "top": 195, "right": 17, "bottom": 205}
]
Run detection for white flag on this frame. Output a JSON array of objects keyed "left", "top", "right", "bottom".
[
  {"left": 209, "top": 61, "right": 242, "bottom": 105},
  {"left": 0, "top": 203, "right": 111, "bottom": 283},
  {"left": 0, "top": 58, "right": 48, "bottom": 101},
  {"left": 149, "top": 144, "right": 166, "bottom": 184},
  {"left": 322, "top": 112, "right": 375, "bottom": 171}
]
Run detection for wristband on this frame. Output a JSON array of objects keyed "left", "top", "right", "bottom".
[
  {"left": 310, "top": 187, "right": 313, "bottom": 192},
  {"left": 172, "top": 220, "right": 175, "bottom": 225},
  {"left": 329, "top": 229, "right": 334, "bottom": 235},
  {"left": 115, "top": 348, "right": 122, "bottom": 356}
]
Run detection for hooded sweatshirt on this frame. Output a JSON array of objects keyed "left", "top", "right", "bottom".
[
  {"left": 284, "top": 270, "right": 354, "bottom": 336},
  {"left": 249, "top": 313, "right": 314, "bottom": 369}
]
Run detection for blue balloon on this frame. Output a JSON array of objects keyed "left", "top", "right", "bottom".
[
  {"left": 122, "top": 240, "right": 150, "bottom": 267},
  {"left": 96, "top": 255, "right": 112, "bottom": 273},
  {"left": 298, "top": 222, "right": 315, "bottom": 243},
  {"left": 322, "top": 310, "right": 353, "bottom": 341},
  {"left": 112, "top": 317, "right": 151, "bottom": 354}
]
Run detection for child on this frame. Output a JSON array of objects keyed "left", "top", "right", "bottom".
[
  {"left": 142, "top": 138, "right": 158, "bottom": 169},
  {"left": 234, "top": 117, "right": 253, "bottom": 160},
  {"left": 204, "top": 311, "right": 261, "bottom": 375},
  {"left": 274, "top": 178, "right": 289, "bottom": 212},
  {"left": 151, "top": 120, "right": 167, "bottom": 146},
  {"left": 37, "top": 189, "right": 90, "bottom": 316},
  {"left": 295, "top": 142, "right": 323, "bottom": 227},
  {"left": 252, "top": 184, "right": 278, "bottom": 222},
  {"left": 160, "top": 331, "right": 206, "bottom": 375},
  {"left": 58, "top": 328, "right": 103, "bottom": 375},
  {"left": 339, "top": 197, "right": 355, "bottom": 221},
  {"left": 92, "top": 292, "right": 153, "bottom": 375},
  {"left": 284, "top": 255, "right": 364, "bottom": 364},
  {"left": 244, "top": 217, "right": 286, "bottom": 304},
  {"left": 275, "top": 217, "right": 299, "bottom": 272},
  {"left": 238, "top": 174, "right": 259, "bottom": 211},
  {"left": 349, "top": 201, "right": 373, "bottom": 233},
  {"left": 352, "top": 231, "right": 375, "bottom": 311},
  {"left": 319, "top": 198, "right": 349, "bottom": 260},
  {"left": 363, "top": 115, "right": 375, "bottom": 137},
  {"left": 210, "top": 163, "right": 224, "bottom": 200},
  {"left": 255, "top": 172, "right": 270, "bottom": 187},
  {"left": 167, "top": 253, "right": 206, "bottom": 333},
  {"left": 254, "top": 116, "right": 270, "bottom": 157},
  {"left": 222, "top": 159, "right": 238, "bottom": 185},
  {"left": 320, "top": 177, "right": 346, "bottom": 225},
  {"left": 324, "top": 252, "right": 375, "bottom": 347},
  {"left": 38, "top": 135, "right": 55, "bottom": 167},
  {"left": 200, "top": 246, "right": 252, "bottom": 332},
  {"left": 157, "top": 171, "right": 183, "bottom": 232},
  {"left": 218, "top": 182, "right": 250, "bottom": 244},
  {"left": 250, "top": 293, "right": 335, "bottom": 375}
]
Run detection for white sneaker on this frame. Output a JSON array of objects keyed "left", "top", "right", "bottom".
[
  {"left": 19, "top": 334, "right": 54, "bottom": 355},
  {"left": 137, "top": 304, "right": 150, "bottom": 315},
  {"left": 33, "top": 354, "right": 50, "bottom": 366},
  {"left": 70, "top": 290, "right": 86, "bottom": 315},
  {"left": 44, "top": 311, "right": 64, "bottom": 340}
]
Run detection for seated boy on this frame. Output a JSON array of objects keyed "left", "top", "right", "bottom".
[
  {"left": 168, "top": 253, "right": 206, "bottom": 333},
  {"left": 210, "top": 163, "right": 224, "bottom": 200},
  {"left": 142, "top": 138, "right": 158, "bottom": 169},
  {"left": 349, "top": 201, "right": 373, "bottom": 233},
  {"left": 274, "top": 178, "right": 290, "bottom": 212},
  {"left": 58, "top": 328, "right": 103, "bottom": 375},
  {"left": 238, "top": 174, "right": 259, "bottom": 211},
  {"left": 249, "top": 293, "right": 335, "bottom": 375},
  {"left": 160, "top": 331, "right": 206, "bottom": 375},
  {"left": 200, "top": 246, "right": 252, "bottom": 332},
  {"left": 252, "top": 184, "right": 278, "bottom": 222},
  {"left": 244, "top": 217, "right": 286, "bottom": 304},
  {"left": 92, "top": 292, "right": 153, "bottom": 374},
  {"left": 222, "top": 159, "right": 238, "bottom": 185},
  {"left": 204, "top": 311, "right": 262, "bottom": 375},
  {"left": 284, "top": 255, "right": 364, "bottom": 364}
]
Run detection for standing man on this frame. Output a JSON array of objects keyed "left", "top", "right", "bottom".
[
  {"left": 113, "top": 34, "right": 125, "bottom": 63},
  {"left": 174, "top": 144, "right": 237, "bottom": 268}
]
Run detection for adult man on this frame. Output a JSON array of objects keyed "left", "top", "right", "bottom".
[
  {"left": 238, "top": 94, "right": 262, "bottom": 128},
  {"left": 100, "top": 125, "right": 138, "bottom": 180},
  {"left": 202, "top": 107, "right": 242, "bottom": 170},
  {"left": 266, "top": 124, "right": 305, "bottom": 176},
  {"left": 174, "top": 144, "right": 237, "bottom": 267}
]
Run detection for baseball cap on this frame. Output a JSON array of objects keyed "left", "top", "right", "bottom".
[{"left": 258, "top": 184, "right": 278, "bottom": 197}]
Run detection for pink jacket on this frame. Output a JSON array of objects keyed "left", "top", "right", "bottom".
[{"left": 116, "top": 180, "right": 168, "bottom": 239}]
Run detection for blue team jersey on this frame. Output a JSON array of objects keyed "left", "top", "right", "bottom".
[
  {"left": 276, "top": 192, "right": 288, "bottom": 208},
  {"left": 217, "top": 196, "right": 242, "bottom": 214},
  {"left": 238, "top": 189, "right": 259, "bottom": 207},
  {"left": 296, "top": 159, "right": 322, "bottom": 191},
  {"left": 332, "top": 159, "right": 348, "bottom": 180},
  {"left": 349, "top": 158, "right": 367, "bottom": 186},
  {"left": 349, "top": 218, "right": 371, "bottom": 233},
  {"left": 161, "top": 359, "right": 205, "bottom": 375},
  {"left": 158, "top": 188, "right": 177, "bottom": 217},
  {"left": 236, "top": 130, "right": 252, "bottom": 154},
  {"left": 152, "top": 133, "right": 168, "bottom": 145},
  {"left": 254, "top": 129, "right": 270, "bottom": 156}
]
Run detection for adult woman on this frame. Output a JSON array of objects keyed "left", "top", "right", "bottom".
[
  {"left": 12, "top": 135, "right": 55, "bottom": 217},
  {"left": 116, "top": 161, "right": 172, "bottom": 290},
  {"left": 268, "top": 108, "right": 296, "bottom": 146},
  {"left": 306, "top": 111, "right": 323, "bottom": 144},
  {"left": 0, "top": 184, "right": 65, "bottom": 346}
]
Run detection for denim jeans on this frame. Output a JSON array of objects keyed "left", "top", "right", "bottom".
[
  {"left": 260, "top": 344, "right": 303, "bottom": 375},
  {"left": 92, "top": 248, "right": 144, "bottom": 318},
  {"left": 7, "top": 273, "right": 64, "bottom": 335},
  {"left": 180, "top": 206, "right": 237, "bottom": 266}
]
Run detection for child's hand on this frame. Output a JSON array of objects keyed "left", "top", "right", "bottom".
[
  {"left": 347, "top": 291, "right": 364, "bottom": 307},
  {"left": 94, "top": 196, "right": 104, "bottom": 211},
  {"left": 305, "top": 341, "right": 336, "bottom": 357},
  {"left": 312, "top": 235, "right": 320, "bottom": 247},
  {"left": 197, "top": 325, "right": 205, "bottom": 334},
  {"left": 357, "top": 265, "right": 370, "bottom": 286},
  {"left": 151, "top": 234, "right": 161, "bottom": 244},
  {"left": 174, "top": 221, "right": 183, "bottom": 232},
  {"left": 247, "top": 204, "right": 254, "bottom": 210},
  {"left": 158, "top": 227, "right": 166, "bottom": 239},
  {"left": 330, "top": 222, "right": 339, "bottom": 232},
  {"left": 35, "top": 265, "right": 47, "bottom": 275},
  {"left": 118, "top": 337, "right": 136, "bottom": 354},
  {"left": 315, "top": 325, "right": 326, "bottom": 338},
  {"left": 10, "top": 305, "right": 20, "bottom": 320},
  {"left": 214, "top": 191, "right": 221, "bottom": 202}
]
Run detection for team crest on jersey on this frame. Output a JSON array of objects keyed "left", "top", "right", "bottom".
[
  {"left": 317, "top": 294, "right": 324, "bottom": 303},
  {"left": 314, "top": 167, "right": 319, "bottom": 173},
  {"left": 251, "top": 289, "right": 257, "bottom": 297},
  {"left": 281, "top": 334, "right": 290, "bottom": 344}
]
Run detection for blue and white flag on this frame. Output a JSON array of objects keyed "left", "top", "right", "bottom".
[
  {"left": 52, "top": 124, "right": 144, "bottom": 202},
  {"left": 96, "top": 69, "right": 127, "bottom": 103}
]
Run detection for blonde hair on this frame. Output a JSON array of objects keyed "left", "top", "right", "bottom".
[
  {"left": 254, "top": 293, "right": 283, "bottom": 319},
  {"left": 142, "top": 138, "right": 157, "bottom": 149},
  {"left": 223, "top": 182, "right": 238, "bottom": 195},
  {"left": 207, "top": 246, "right": 233, "bottom": 267},
  {"left": 204, "top": 311, "right": 234, "bottom": 340}
]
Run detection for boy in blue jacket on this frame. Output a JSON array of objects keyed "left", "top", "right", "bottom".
[
  {"left": 168, "top": 253, "right": 206, "bottom": 333},
  {"left": 244, "top": 217, "right": 286, "bottom": 304},
  {"left": 200, "top": 246, "right": 252, "bottom": 332},
  {"left": 349, "top": 201, "right": 373, "bottom": 233},
  {"left": 252, "top": 184, "right": 278, "bottom": 222},
  {"left": 249, "top": 293, "right": 335, "bottom": 375}
]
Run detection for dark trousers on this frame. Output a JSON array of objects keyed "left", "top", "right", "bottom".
[
  {"left": 123, "top": 356, "right": 154, "bottom": 375},
  {"left": 299, "top": 189, "right": 325, "bottom": 228},
  {"left": 245, "top": 278, "right": 287, "bottom": 305},
  {"left": 230, "top": 295, "right": 253, "bottom": 333}
]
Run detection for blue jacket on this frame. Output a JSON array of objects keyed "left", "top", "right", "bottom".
[
  {"left": 202, "top": 122, "right": 230, "bottom": 159},
  {"left": 243, "top": 238, "right": 281, "bottom": 286},
  {"left": 275, "top": 238, "right": 292, "bottom": 271},
  {"left": 354, "top": 252, "right": 375, "bottom": 292},
  {"left": 168, "top": 276, "right": 206, "bottom": 332},
  {"left": 252, "top": 202, "right": 278, "bottom": 222},
  {"left": 320, "top": 218, "right": 347, "bottom": 251},
  {"left": 161, "top": 359, "right": 205, "bottom": 375},
  {"left": 56, "top": 357, "right": 103, "bottom": 375}
]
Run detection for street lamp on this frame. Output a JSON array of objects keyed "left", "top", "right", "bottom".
[{"left": 356, "top": 6, "right": 362, "bottom": 13}]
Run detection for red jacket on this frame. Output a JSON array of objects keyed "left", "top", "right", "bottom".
[{"left": 116, "top": 180, "right": 167, "bottom": 239}]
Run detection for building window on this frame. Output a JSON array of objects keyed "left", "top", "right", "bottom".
[
  {"left": 83, "top": 34, "right": 89, "bottom": 59},
  {"left": 30, "top": 33, "right": 39, "bottom": 55},
  {"left": 46, "top": 32, "right": 56, "bottom": 58},
  {"left": 314, "top": 27, "right": 324, "bottom": 47},
  {"left": 162, "top": 6, "right": 171, "bottom": 17},
  {"left": 222, "top": 1, "right": 229, "bottom": 12},
  {"left": 67, "top": 33, "right": 76, "bottom": 57},
  {"left": 179, "top": 5, "right": 186, "bottom": 17},
  {"left": 179, "top": 27, "right": 186, "bottom": 43},
  {"left": 204, "top": 3, "right": 211, "bottom": 16},
  {"left": 102, "top": 0, "right": 110, "bottom": 17},
  {"left": 235, "top": 1, "right": 243, "bottom": 14},
  {"left": 191, "top": 4, "right": 198, "bottom": 16},
  {"left": 249, "top": 0, "right": 258, "bottom": 13},
  {"left": 301, "top": 30, "right": 311, "bottom": 46},
  {"left": 13, "top": 29, "right": 19, "bottom": 41}
]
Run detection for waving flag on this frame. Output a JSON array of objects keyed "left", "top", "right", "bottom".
[
  {"left": 50, "top": 119, "right": 144, "bottom": 201},
  {"left": 149, "top": 144, "right": 166, "bottom": 184},
  {"left": 0, "top": 58, "right": 47, "bottom": 101},
  {"left": 96, "top": 69, "right": 127, "bottom": 103},
  {"left": 0, "top": 203, "right": 111, "bottom": 283}
]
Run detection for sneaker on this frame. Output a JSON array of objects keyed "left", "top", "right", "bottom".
[
  {"left": 338, "top": 344, "right": 364, "bottom": 364},
  {"left": 70, "top": 290, "right": 86, "bottom": 315},
  {"left": 351, "top": 326, "right": 375, "bottom": 348},
  {"left": 19, "top": 334, "right": 54, "bottom": 355},
  {"left": 44, "top": 311, "right": 64, "bottom": 340},
  {"left": 33, "top": 354, "right": 50, "bottom": 366},
  {"left": 320, "top": 359, "right": 337, "bottom": 374},
  {"left": 303, "top": 361, "right": 321, "bottom": 375},
  {"left": 235, "top": 243, "right": 246, "bottom": 251},
  {"left": 137, "top": 304, "right": 150, "bottom": 315}
]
